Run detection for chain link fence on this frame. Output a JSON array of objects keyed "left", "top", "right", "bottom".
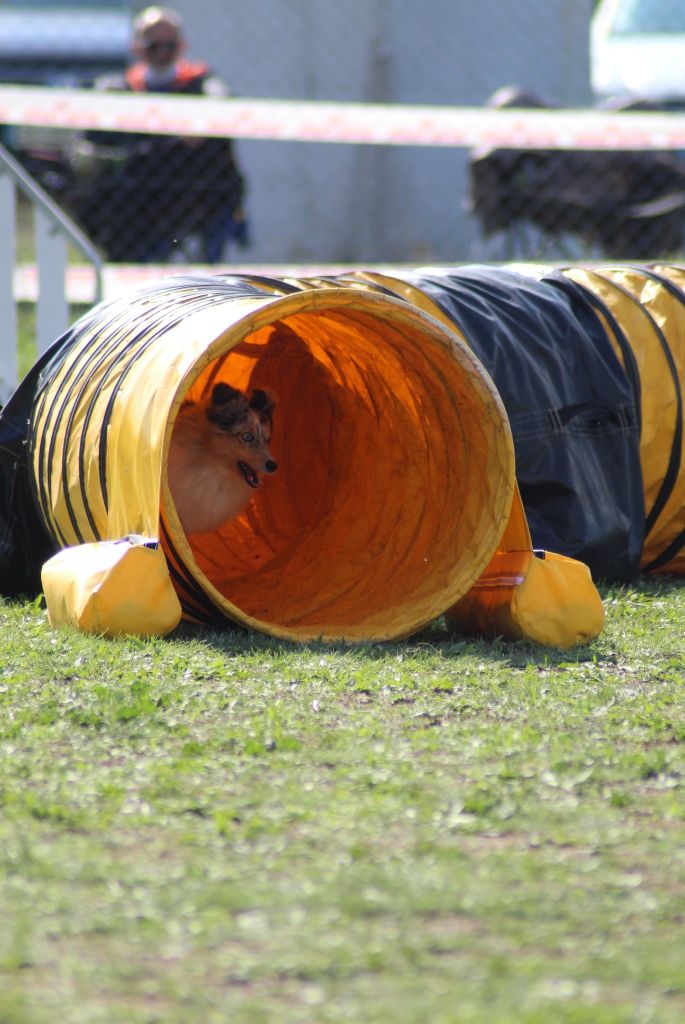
[{"left": 4, "top": 0, "right": 685, "bottom": 265}]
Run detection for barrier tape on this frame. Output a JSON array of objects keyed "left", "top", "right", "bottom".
[{"left": 2, "top": 84, "right": 685, "bottom": 150}]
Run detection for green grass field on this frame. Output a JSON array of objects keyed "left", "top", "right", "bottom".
[
  {"left": 3, "top": 307, "right": 685, "bottom": 1023},
  {"left": 2, "top": 579, "right": 685, "bottom": 1024}
]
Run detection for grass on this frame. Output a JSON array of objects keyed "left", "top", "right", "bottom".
[
  {"left": 17, "top": 303, "right": 37, "bottom": 381},
  {"left": 16, "top": 303, "right": 91, "bottom": 382},
  {"left": 16, "top": 192, "right": 90, "bottom": 266},
  {"left": 1, "top": 579, "right": 685, "bottom": 1024}
]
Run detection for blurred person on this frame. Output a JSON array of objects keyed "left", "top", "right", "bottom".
[{"left": 71, "top": 5, "right": 247, "bottom": 263}]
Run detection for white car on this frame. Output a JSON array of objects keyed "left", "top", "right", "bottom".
[{"left": 591, "top": 0, "right": 685, "bottom": 103}]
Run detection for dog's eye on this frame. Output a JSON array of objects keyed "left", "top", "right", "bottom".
[{"left": 241, "top": 431, "right": 254, "bottom": 443}]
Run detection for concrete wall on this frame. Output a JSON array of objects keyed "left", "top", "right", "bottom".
[{"left": 139, "top": 0, "right": 597, "bottom": 262}]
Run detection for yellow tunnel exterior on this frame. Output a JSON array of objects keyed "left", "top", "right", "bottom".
[{"left": 563, "top": 265, "right": 685, "bottom": 575}]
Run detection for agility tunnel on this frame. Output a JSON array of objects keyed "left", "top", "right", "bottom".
[
  {"left": 11, "top": 274, "right": 518, "bottom": 642},
  {"left": 4, "top": 261, "right": 685, "bottom": 646}
]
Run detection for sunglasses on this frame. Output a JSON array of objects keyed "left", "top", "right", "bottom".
[{"left": 144, "top": 39, "right": 179, "bottom": 55}]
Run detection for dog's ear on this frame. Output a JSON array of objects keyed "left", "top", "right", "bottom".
[
  {"left": 207, "top": 383, "right": 247, "bottom": 427},
  {"left": 211, "top": 382, "right": 242, "bottom": 406},
  {"left": 249, "top": 388, "right": 276, "bottom": 420}
]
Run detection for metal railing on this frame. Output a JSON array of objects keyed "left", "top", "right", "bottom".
[{"left": 0, "top": 141, "right": 103, "bottom": 406}]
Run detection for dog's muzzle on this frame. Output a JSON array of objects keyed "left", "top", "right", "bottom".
[{"left": 238, "top": 461, "right": 259, "bottom": 488}]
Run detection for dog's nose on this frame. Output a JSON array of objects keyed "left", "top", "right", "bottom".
[{"left": 265, "top": 459, "right": 278, "bottom": 474}]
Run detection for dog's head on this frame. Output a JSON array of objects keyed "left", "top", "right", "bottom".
[{"left": 206, "top": 383, "right": 277, "bottom": 488}]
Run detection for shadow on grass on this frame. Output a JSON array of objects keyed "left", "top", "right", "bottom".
[
  {"left": 170, "top": 617, "right": 597, "bottom": 670},
  {"left": 169, "top": 575, "right": 685, "bottom": 668}
]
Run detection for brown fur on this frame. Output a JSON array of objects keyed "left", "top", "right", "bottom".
[{"left": 167, "top": 383, "right": 277, "bottom": 535}]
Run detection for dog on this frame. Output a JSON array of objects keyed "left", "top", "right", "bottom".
[{"left": 167, "top": 382, "right": 277, "bottom": 535}]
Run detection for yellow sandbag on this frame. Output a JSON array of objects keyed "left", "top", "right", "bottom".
[
  {"left": 447, "top": 548, "right": 604, "bottom": 648},
  {"left": 445, "top": 484, "right": 604, "bottom": 648},
  {"left": 31, "top": 281, "right": 515, "bottom": 642},
  {"left": 41, "top": 537, "right": 182, "bottom": 637}
]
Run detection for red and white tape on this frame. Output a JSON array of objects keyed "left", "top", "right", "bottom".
[{"left": 2, "top": 84, "right": 685, "bottom": 150}]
